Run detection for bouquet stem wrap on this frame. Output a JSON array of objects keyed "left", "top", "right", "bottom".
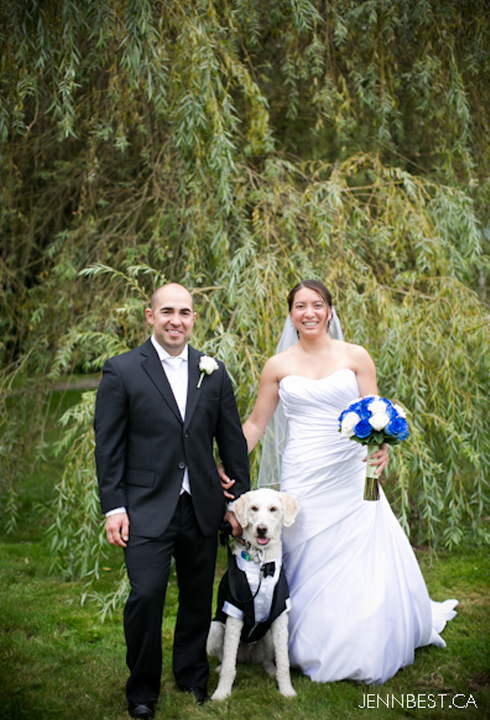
[{"left": 364, "top": 443, "right": 380, "bottom": 501}]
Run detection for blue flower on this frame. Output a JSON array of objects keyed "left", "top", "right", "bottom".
[
  {"left": 354, "top": 419, "right": 373, "bottom": 439},
  {"left": 349, "top": 397, "right": 372, "bottom": 421},
  {"left": 384, "top": 402, "right": 398, "bottom": 421},
  {"left": 385, "top": 416, "right": 409, "bottom": 440}
]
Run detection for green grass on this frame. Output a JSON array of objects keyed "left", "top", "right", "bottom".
[{"left": 1, "top": 388, "right": 489, "bottom": 719}]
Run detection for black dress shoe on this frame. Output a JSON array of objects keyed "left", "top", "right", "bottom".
[
  {"left": 180, "top": 686, "right": 209, "bottom": 705},
  {"left": 128, "top": 700, "right": 156, "bottom": 719}
]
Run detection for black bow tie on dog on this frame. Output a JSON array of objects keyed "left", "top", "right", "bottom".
[{"left": 261, "top": 562, "right": 276, "bottom": 578}]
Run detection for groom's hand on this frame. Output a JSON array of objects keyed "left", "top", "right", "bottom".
[
  {"left": 223, "top": 510, "right": 242, "bottom": 537},
  {"left": 218, "top": 461, "right": 236, "bottom": 500},
  {"left": 106, "top": 512, "right": 130, "bottom": 547}
]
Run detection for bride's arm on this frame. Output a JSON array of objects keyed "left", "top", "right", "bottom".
[
  {"left": 351, "top": 345, "right": 389, "bottom": 476},
  {"left": 243, "top": 357, "right": 281, "bottom": 452},
  {"left": 218, "top": 357, "right": 281, "bottom": 493},
  {"left": 351, "top": 345, "right": 378, "bottom": 397}
]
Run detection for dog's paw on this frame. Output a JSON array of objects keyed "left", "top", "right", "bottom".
[
  {"left": 279, "top": 684, "right": 297, "bottom": 698},
  {"left": 211, "top": 687, "right": 231, "bottom": 701}
]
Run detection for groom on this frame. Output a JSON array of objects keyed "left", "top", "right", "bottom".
[{"left": 94, "top": 283, "right": 250, "bottom": 719}]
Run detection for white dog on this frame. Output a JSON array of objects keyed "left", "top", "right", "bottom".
[{"left": 207, "top": 488, "right": 300, "bottom": 700}]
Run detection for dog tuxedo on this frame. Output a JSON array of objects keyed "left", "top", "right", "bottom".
[
  {"left": 207, "top": 489, "right": 300, "bottom": 700},
  {"left": 215, "top": 552, "right": 291, "bottom": 644}
]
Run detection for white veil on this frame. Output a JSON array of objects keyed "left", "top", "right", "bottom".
[{"left": 257, "top": 308, "right": 343, "bottom": 489}]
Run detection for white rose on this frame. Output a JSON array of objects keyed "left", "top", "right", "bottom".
[
  {"left": 197, "top": 355, "right": 219, "bottom": 388},
  {"left": 368, "top": 398, "right": 388, "bottom": 414},
  {"left": 369, "top": 412, "right": 390, "bottom": 431},
  {"left": 393, "top": 403, "right": 407, "bottom": 418},
  {"left": 199, "top": 356, "right": 219, "bottom": 374},
  {"left": 340, "top": 412, "right": 361, "bottom": 437}
]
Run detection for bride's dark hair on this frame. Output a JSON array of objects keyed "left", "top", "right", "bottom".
[{"left": 287, "top": 280, "right": 332, "bottom": 311}]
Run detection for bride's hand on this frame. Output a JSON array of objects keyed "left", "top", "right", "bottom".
[
  {"left": 365, "top": 443, "right": 389, "bottom": 477},
  {"left": 218, "top": 461, "right": 236, "bottom": 500}
]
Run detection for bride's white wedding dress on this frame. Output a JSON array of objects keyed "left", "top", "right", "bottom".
[{"left": 279, "top": 369, "right": 457, "bottom": 685}]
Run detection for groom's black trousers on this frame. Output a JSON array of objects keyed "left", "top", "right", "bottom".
[{"left": 123, "top": 492, "right": 218, "bottom": 703}]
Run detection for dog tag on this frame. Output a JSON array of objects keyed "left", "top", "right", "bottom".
[{"left": 241, "top": 550, "right": 251, "bottom": 561}]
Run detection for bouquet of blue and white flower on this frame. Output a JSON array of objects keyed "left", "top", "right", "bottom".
[{"left": 338, "top": 396, "right": 409, "bottom": 501}]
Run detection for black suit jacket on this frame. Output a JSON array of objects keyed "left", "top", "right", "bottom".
[{"left": 94, "top": 339, "right": 250, "bottom": 538}]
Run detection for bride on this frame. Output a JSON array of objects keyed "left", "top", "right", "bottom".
[{"left": 222, "top": 279, "right": 457, "bottom": 685}]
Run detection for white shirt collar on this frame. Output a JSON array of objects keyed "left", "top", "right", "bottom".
[{"left": 151, "top": 335, "right": 188, "bottom": 363}]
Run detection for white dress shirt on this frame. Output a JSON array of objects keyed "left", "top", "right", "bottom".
[{"left": 150, "top": 335, "right": 191, "bottom": 495}]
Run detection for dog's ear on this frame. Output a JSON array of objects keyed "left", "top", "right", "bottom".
[
  {"left": 279, "top": 493, "right": 300, "bottom": 527},
  {"left": 231, "top": 493, "right": 249, "bottom": 528}
]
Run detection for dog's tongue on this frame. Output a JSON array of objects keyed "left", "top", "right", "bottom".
[{"left": 257, "top": 537, "right": 269, "bottom": 546}]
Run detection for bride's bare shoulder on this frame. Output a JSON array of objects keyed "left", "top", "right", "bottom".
[
  {"left": 340, "top": 341, "right": 374, "bottom": 369},
  {"left": 341, "top": 340, "right": 370, "bottom": 355},
  {"left": 262, "top": 346, "right": 296, "bottom": 379}
]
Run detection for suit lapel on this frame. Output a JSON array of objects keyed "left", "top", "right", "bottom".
[
  {"left": 140, "top": 338, "right": 182, "bottom": 423},
  {"left": 184, "top": 345, "right": 203, "bottom": 430}
]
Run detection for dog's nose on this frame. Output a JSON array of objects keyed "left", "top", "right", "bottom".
[{"left": 257, "top": 525, "right": 268, "bottom": 537}]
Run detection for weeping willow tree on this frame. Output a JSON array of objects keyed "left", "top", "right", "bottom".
[{"left": 1, "top": 1, "right": 489, "bottom": 600}]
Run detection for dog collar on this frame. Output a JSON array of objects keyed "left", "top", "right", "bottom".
[{"left": 234, "top": 535, "right": 266, "bottom": 564}]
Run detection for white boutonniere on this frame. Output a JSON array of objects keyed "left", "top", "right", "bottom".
[{"left": 197, "top": 355, "right": 219, "bottom": 388}]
